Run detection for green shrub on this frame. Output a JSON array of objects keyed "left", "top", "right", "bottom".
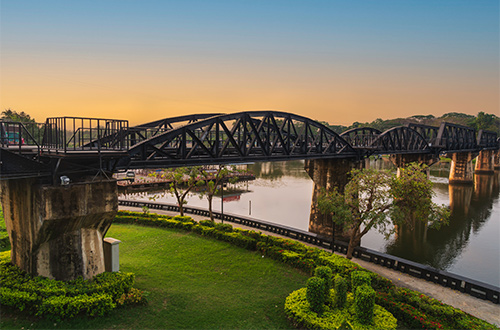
[
  {"left": 198, "top": 219, "right": 215, "bottom": 227},
  {"left": 334, "top": 275, "right": 347, "bottom": 308},
  {"left": 285, "top": 288, "right": 397, "bottom": 330},
  {"left": 214, "top": 223, "right": 233, "bottom": 232},
  {"left": 354, "top": 285, "right": 375, "bottom": 324},
  {"left": 172, "top": 215, "right": 194, "bottom": 222},
  {"left": 0, "top": 286, "right": 39, "bottom": 312},
  {"left": 0, "top": 253, "right": 138, "bottom": 321},
  {"left": 314, "top": 266, "right": 332, "bottom": 302},
  {"left": 351, "top": 271, "right": 372, "bottom": 291},
  {"left": 306, "top": 276, "right": 326, "bottom": 314},
  {"left": 36, "top": 293, "right": 115, "bottom": 321}
]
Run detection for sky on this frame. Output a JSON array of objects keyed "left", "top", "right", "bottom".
[{"left": 0, "top": 0, "right": 498, "bottom": 126}]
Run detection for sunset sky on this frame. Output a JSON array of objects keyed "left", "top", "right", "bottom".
[{"left": 1, "top": 0, "right": 498, "bottom": 126}]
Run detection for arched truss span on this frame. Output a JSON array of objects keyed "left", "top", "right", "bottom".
[
  {"left": 127, "top": 113, "right": 222, "bottom": 146},
  {"left": 371, "top": 126, "right": 430, "bottom": 154},
  {"left": 121, "top": 111, "right": 358, "bottom": 168},
  {"left": 83, "top": 113, "right": 222, "bottom": 149},
  {"left": 340, "top": 127, "right": 381, "bottom": 149}
]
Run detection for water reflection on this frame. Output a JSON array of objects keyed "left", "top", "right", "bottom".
[{"left": 122, "top": 160, "right": 500, "bottom": 286}]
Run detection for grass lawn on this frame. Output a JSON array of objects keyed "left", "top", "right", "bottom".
[{"left": 1, "top": 223, "right": 310, "bottom": 329}]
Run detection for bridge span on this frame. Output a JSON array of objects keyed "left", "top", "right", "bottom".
[
  {"left": 0, "top": 111, "right": 499, "bottom": 281},
  {"left": 1, "top": 111, "right": 498, "bottom": 181}
]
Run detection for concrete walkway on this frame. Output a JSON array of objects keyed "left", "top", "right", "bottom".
[{"left": 118, "top": 205, "right": 500, "bottom": 326}]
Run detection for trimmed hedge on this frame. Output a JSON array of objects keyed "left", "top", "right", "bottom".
[
  {"left": 351, "top": 271, "right": 372, "bottom": 292},
  {"left": 334, "top": 275, "right": 348, "bottom": 308},
  {"left": 354, "top": 285, "right": 375, "bottom": 324},
  {"left": 0, "top": 255, "right": 141, "bottom": 321},
  {"left": 285, "top": 288, "right": 397, "bottom": 330},
  {"left": 306, "top": 277, "right": 326, "bottom": 313},
  {"left": 112, "top": 210, "right": 498, "bottom": 329}
]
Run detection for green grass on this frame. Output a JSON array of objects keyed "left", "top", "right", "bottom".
[{"left": 1, "top": 223, "right": 309, "bottom": 329}]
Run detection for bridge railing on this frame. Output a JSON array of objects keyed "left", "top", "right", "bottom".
[
  {"left": 0, "top": 120, "right": 45, "bottom": 151},
  {"left": 117, "top": 199, "right": 500, "bottom": 304},
  {"left": 42, "top": 117, "right": 129, "bottom": 152}
]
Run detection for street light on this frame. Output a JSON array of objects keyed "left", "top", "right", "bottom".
[{"left": 221, "top": 177, "right": 224, "bottom": 224}]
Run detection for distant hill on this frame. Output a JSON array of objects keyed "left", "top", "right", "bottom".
[{"left": 324, "top": 112, "right": 500, "bottom": 135}]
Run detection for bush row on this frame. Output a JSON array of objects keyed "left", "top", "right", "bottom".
[
  {"left": 114, "top": 210, "right": 497, "bottom": 330},
  {"left": 0, "top": 251, "right": 143, "bottom": 321}
]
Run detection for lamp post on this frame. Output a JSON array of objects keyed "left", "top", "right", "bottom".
[
  {"left": 331, "top": 220, "right": 335, "bottom": 254},
  {"left": 220, "top": 178, "right": 225, "bottom": 224}
]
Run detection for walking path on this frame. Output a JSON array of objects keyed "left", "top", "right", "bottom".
[{"left": 118, "top": 205, "right": 500, "bottom": 326}]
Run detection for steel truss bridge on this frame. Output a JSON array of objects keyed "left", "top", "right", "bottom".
[{"left": 1, "top": 111, "right": 498, "bottom": 182}]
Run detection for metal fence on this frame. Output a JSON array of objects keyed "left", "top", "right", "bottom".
[
  {"left": 118, "top": 199, "right": 500, "bottom": 304},
  {"left": 43, "top": 117, "right": 129, "bottom": 152}
]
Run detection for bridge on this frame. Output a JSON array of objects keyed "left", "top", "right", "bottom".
[
  {"left": 0, "top": 110, "right": 499, "bottom": 281},
  {"left": 1, "top": 111, "right": 498, "bottom": 180}
]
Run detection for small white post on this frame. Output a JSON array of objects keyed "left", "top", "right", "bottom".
[{"left": 103, "top": 237, "right": 122, "bottom": 272}]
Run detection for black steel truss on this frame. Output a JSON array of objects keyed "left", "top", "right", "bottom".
[
  {"left": 119, "top": 111, "right": 358, "bottom": 168},
  {"left": 372, "top": 126, "right": 430, "bottom": 154}
]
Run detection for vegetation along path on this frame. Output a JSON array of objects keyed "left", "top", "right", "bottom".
[{"left": 120, "top": 205, "right": 500, "bottom": 326}]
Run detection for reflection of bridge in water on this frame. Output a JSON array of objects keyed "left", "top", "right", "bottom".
[{"left": 1, "top": 111, "right": 499, "bottom": 282}]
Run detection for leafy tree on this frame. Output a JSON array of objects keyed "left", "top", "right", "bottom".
[
  {"left": 198, "top": 165, "right": 241, "bottom": 221},
  {"left": 318, "top": 168, "right": 393, "bottom": 259},
  {"left": 318, "top": 164, "right": 449, "bottom": 259},
  {"left": 390, "top": 163, "right": 450, "bottom": 231},
  {"left": 1, "top": 109, "right": 35, "bottom": 122},
  {"left": 160, "top": 167, "right": 204, "bottom": 216}
]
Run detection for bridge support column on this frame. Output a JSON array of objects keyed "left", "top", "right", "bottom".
[
  {"left": 494, "top": 150, "right": 500, "bottom": 170},
  {"left": 475, "top": 150, "right": 495, "bottom": 174},
  {"left": 0, "top": 178, "right": 117, "bottom": 281},
  {"left": 448, "top": 152, "right": 476, "bottom": 184},
  {"left": 305, "top": 158, "right": 363, "bottom": 242},
  {"left": 389, "top": 154, "right": 439, "bottom": 178}
]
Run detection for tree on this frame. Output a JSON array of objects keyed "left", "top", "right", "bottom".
[
  {"left": 389, "top": 163, "right": 449, "bottom": 231},
  {"left": 1, "top": 109, "right": 35, "bottom": 122},
  {"left": 161, "top": 167, "right": 204, "bottom": 216},
  {"left": 198, "top": 165, "right": 241, "bottom": 221},
  {"left": 318, "top": 168, "right": 393, "bottom": 259},
  {"left": 318, "top": 164, "right": 449, "bottom": 259}
]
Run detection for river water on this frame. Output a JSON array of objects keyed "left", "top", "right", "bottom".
[{"left": 122, "top": 160, "right": 500, "bottom": 287}]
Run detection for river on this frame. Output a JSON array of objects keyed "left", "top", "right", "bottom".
[{"left": 122, "top": 159, "right": 500, "bottom": 287}]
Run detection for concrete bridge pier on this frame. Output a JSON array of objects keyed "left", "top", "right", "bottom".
[
  {"left": 448, "top": 152, "right": 477, "bottom": 184},
  {"left": 494, "top": 150, "right": 500, "bottom": 170},
  {"left": 305, "top": 158, "right": 363, "bottom": 242},
  {"left": 475, "top": 150, "right": 495, "bottom": 174},
  {"left": 389, "top": 154, "right": 439, "bottom": 178},
  {"left": 0, "top": 178, "right": 117, "bottom": 281}
]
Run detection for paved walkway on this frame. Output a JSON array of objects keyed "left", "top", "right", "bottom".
[{"left": 118, "top": 205, "right": 500, "bottom": 326}]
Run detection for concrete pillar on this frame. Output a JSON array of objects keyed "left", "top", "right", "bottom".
[
  {"left": 304, "top": 158, "right": 362, "bottom": 242},
  {"left": 0, "top": 178, "right": 117, "bottom": 281},
  {"left": 494, "top": 150, "right": 500, "bottom": 170},
  {"left": 448, "top": 152, "right": 476, "bottom": 184},
  {"left": 475, "top": 150, "right": 495, "bottom": 174},
  {"left": 389, "top": 154, "right": 439, "bottom": 179}
]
